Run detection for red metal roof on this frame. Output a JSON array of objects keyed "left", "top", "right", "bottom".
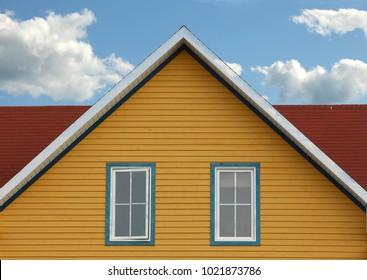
[
  {"left": 0, "top": 106, "right": 89, "bottom": 188},
  {"left": 0, "top": 104, "right": 366, "bottom": 191},
  {"left": 275, "top": 105, "right": 367, "bottom": 191}
]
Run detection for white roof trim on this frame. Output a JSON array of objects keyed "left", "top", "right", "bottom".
[{"left": 1, "top": 26, "right": 367, "bottom": 209}]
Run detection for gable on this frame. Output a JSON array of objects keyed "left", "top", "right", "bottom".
[
  {"left": 0, "top": 26, "right": 366, "bottom": 213},
  {"left": 2, "top": 50, "right": 366, "bottom": 259}
]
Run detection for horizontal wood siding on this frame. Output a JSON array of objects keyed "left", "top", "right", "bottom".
[{"left": 1, "top": 50, "right": 366, "bottom": 259}]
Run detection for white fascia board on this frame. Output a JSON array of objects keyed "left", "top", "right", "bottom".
[{"left": 1, "top": 26, "right": 367, "bottom": 209}]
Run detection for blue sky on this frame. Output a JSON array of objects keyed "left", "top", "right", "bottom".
[{"left": 1, "top": 0, "right": 367, "bottom": 106}]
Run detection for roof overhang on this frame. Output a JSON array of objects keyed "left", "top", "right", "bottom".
[{"left": 1, "top": 26, "right": 367, "bottom": 212}]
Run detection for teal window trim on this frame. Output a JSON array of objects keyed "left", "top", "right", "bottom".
[
  {"left": 210, "top": 162, "right": 260, "bottom": 246},
  {"left": 106, "top": 163, "right": 155, "bottom": 246}
]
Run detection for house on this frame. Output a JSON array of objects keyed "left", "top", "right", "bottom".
[{"left": 0, "top": 26, "right": 366, "bottom": 259}]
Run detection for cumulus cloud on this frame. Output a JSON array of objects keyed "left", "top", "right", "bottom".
[
  {"left": 225, "top": 61, "right": 243, "bottom": 75},
  {"left": 0, "top": 9, "right": 134, "bottom": 102},
  {"left": 252, "top": 59, "right": 367, "bottom": 104},
  {"left": 292, "top": 8, "right": 367, "bottom": 37}
]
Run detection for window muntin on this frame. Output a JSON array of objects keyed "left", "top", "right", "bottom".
[
  {"left": 211, "top": 163, "right": 260, "bottom": 245},
  {"left": 106, "top": 163, "right": 155, "bottom": 245}
]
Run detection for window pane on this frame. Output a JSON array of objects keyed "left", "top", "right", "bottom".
[
  {"left": 132, "top": 171, "right": 147, "bottom": 203},
  {"left": 220, "top": 187, "right": 235, "bottom": 204},
  {"left": 116, "top": 172, "right": 130, "bottom": 204},
  {"left": 236, "top": 172, "right": 252, "bottom": 204},
  {"left": 219, "top": 172, "right": 234, "bottom": 204},
  {"left": 131, "top": 204, "right": 146, "bottom": 237},
  {"left": 236, "top": 186, "right": 252, "bottom": 204},
  {"left": 236, "top": 172, "right": 251, "bottom": 188},
  {"left": 236, "top": 205, "right": 252, "bottom": 237},
  {"left": 115, "top": 205, "right": 129, "bottom": 237},
  {"left": 220, "top": 172, "right": 234, "bottom": 188},
  {"left": 220, "top": 205, "right": 235, "bottom": 237}
]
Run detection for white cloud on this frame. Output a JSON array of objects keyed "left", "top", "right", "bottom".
[
  {"left": 292, "top": 8, "right": 367, "bottom": 37},
  {"left": 252, "top": 59, "right": 367, "bottom": 104},
  {"left": 225, "top": 61, "right": 243, "bottom": 75},
  {"left": 0, "top": 9, "right": 134, "bottom": 102},
  {"left": 102, "top": 54, "right": 134, "bottom": 77}
]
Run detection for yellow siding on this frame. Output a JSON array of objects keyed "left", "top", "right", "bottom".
[{"left": 1, "top": 50, "right": 366, "bottom": 259}]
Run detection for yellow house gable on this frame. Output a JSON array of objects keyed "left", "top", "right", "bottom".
[
  {"left": 1, "top": 27, "right": 366, "bottom": 212},
  {"left": 1, "top": 48, "right": 366, "bottom": 259}
]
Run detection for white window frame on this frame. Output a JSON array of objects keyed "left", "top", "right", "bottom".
[
  {"left": 106, "top": 163, "right": 155, "bottom": 245},
  {"left": 211, "top": 163, "right": 260, "bottom": 245}
]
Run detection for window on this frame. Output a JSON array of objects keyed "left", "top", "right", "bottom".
[
  {"left": 211, "top": 163, "right": 260, "bottom": 245},
  {"left": 106, "top": 163, "right": 155, "bottom": 245}
]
